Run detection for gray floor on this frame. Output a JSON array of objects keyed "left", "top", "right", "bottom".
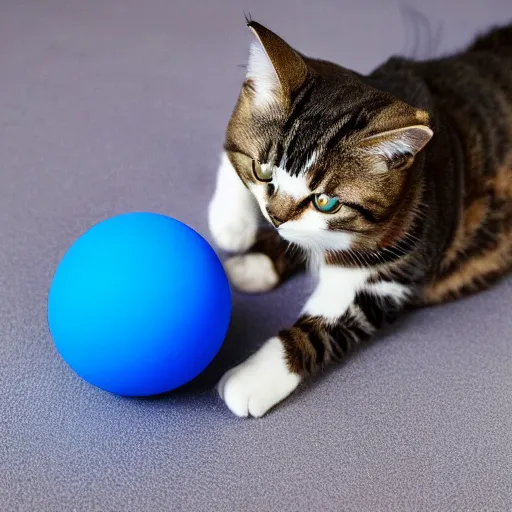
[{"left": 2, "top": 1, "right": 512, "bottom": 511}]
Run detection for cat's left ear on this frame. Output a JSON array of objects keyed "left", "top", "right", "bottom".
[
  {"left": 245, "top": 21, "right": 308, "bottom": 107},
  {"left": 361, "top": 125, "right": 433, "bottom": 170}
]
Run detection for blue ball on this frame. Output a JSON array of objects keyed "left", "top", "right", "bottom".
[{"left": 48, "top": 212, "right": 231, "bottom": 396}]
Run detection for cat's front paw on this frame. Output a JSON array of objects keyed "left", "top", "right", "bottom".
[
  {"left": 224, "top": 253, "right": 279, "bottom": 293},
  {"left": 217, "top": 337, "right": 301, "bottom": 417},
  {"left": 208, "top": 196, "right": 258, "bottom": 253}
]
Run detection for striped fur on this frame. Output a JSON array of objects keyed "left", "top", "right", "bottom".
[{"left": 209, "top": 21, "right": 512, "bottom": 417}]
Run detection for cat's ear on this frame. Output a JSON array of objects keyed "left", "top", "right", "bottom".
[
  {"left": 245, "top": 21, "right": 308, "bottom": 107},
  {"left": 361, "top": 125, "right": 433, "bottom": 170}
]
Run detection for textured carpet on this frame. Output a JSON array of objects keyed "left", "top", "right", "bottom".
[{"left": 2, "top": 1, "right": 512, "bottom": 511}]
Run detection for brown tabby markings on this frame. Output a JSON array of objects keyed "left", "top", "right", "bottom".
[
  {"left": 424, "top": 152, "right": 512, "bottom": 302},
  {"left": 495, "top": 154, "right": 512, "bottom": 197},
  {"left": 221, "top": 21, "right": 512, "bottom": 390},
  {"left": 424, "top": 231, "right": 512, "bottom": 302},
  {"left": 230, "top": 23, "right": 512, "bottom": 302}
]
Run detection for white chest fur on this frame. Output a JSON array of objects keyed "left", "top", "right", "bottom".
[{"left": 302, "top": 266, "right": 371, "bottom": 322}]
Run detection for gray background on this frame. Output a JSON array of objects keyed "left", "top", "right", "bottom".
[{"left": 2, "top": 1, "right": 512, "bottom": 511}]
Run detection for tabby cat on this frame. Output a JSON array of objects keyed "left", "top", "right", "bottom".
[{"left": 208, "top": 20, "right": 512, "bottom": 417}]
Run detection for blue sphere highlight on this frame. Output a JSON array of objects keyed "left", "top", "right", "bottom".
[{"left": 48, "top": 212, "right": 231, "bottom": 396}]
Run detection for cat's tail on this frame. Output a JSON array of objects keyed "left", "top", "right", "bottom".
[{"left": 468, "top": 22, "right": 512, "bottom": 53}]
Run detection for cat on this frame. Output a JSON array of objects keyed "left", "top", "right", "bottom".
[{"left": 208, "top": 20, "right": 512, "bottom": 417}]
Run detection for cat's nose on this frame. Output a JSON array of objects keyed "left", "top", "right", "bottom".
[{"left": 266, "top": 208, "right": 285, "bottom": 228}]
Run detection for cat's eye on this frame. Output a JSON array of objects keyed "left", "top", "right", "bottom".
[
  {"left": 252, "top": 160, "right": 273, "bottom": 182},
  {"left": 313, "top": 194, "right": 341, "bottom": 213}
]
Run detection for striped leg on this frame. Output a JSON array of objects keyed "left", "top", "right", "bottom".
[
  {"left": 218, "top": 264, "right": 410, "bottom": 417},
  {"left": 224, "top": 228, "right": 306, "bottom": 293}
]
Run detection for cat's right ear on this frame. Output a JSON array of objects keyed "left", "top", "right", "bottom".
[
  {"left": 244, "top": 21, "right": 308, "bottom": 108},
  {"left": 361, "top": 124, "right": 433, "bottom": 171}
]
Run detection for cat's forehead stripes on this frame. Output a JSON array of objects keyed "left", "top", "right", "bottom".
[
  {"left": 303, "top": 151, "right": 318, "bottom": 171},
  {"left": 262, "top": 151, "right": 317, "bottom": 199}
]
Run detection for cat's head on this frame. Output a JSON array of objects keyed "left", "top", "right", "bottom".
[{"left": 224, "top": 21, "right": 433, "bottom": 260}]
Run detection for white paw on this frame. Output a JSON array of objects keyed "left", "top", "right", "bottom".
[
  {"left": 208, "top": 152, "right": 259, "bottom": 253},
  {"left": 208, "top": 199, "right": 258, "bottom": 252},
  {"left": 224, "top": 253, "right": 279, "bottom": 293},
  {"left": 217, "top": 337, "right": 301, "bottom": 418}
]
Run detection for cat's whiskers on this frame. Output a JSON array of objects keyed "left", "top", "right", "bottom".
[
  {"left": 350, "top": 249, "right": 367, "bottom": 269},
  {"left": 382, "top": 246, "right": 408, "bottom": 259},
  {"left": 402, "top": 231, "right": 422, "bottom": 244}
]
